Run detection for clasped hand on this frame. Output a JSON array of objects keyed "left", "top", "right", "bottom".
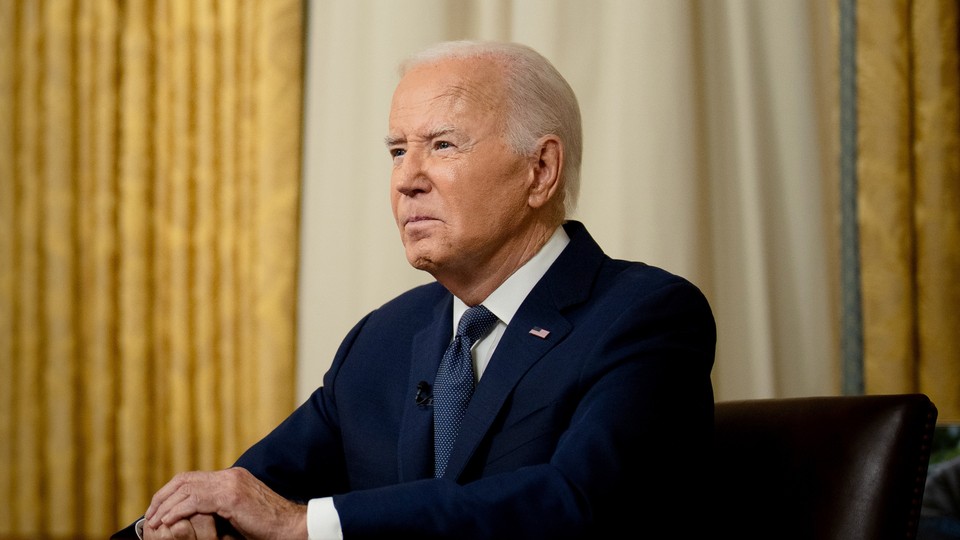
[{"left": 142, "top": 467, "right": 307, "bottom": 540}]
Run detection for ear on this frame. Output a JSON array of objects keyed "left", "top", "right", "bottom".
[{"left": 527, "top": 135, "right": 563, "bottom": 209}]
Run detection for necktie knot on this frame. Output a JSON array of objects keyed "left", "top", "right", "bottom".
[{"left": 457, "top": 304, "right": 498, "bottom": 345}]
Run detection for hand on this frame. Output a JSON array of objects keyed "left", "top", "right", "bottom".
[
  {"left": 144, "top": 467, "right": 307, "bottom": 540},
  {"left": 143, "top": 514, "right": 225, "bottom": 540}
]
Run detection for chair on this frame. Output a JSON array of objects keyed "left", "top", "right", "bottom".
[{"left": 712, "top": 393, "right": 938, "bottom": 540}]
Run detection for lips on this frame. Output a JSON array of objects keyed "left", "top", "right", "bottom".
[
  {"left": 402, "top": 216, "right": 441, "bottom": 240},
  {"left": 404, "top": 215, "right": 439, "bottom": 226}
]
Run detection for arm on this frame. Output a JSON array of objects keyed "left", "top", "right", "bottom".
[{"left": 133, "top": 315, "right": 370, "bottom": 538}]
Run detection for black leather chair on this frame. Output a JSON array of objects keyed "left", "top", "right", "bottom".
[{"left": 713, "top": 393, "right": 938, "bottom": 540}]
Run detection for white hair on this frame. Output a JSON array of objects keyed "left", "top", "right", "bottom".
[{"left": 399, "top": 40, "right": 583, "bottom": 217}]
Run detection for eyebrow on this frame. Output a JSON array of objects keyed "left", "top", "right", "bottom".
[{"left": 384, "top": 126, "right": 457, "bottom": 148}]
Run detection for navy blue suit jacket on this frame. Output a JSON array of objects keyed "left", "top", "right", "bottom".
[{"left": 115, "top": 221, "right": 716, "bottom": 538}]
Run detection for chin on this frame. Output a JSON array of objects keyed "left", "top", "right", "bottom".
[
  {"left": 405, "top": 250, "right": 435, "bottom": 272},
  {"left": 409, "top": 257, "right": 439, "bottom": 276},
  {"left": 403, "top": 239, "right": 440, "bottom": 271}
]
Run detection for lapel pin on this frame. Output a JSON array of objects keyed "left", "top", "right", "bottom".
[{"left": 529, "top": 327, "right": 550, "bottom": 339}]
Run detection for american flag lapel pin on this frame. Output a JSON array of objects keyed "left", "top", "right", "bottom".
[{"left": 529, "top": 327, "right": 550, "bottom": 339}]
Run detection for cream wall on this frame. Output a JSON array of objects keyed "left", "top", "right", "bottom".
[{"left": 296, "top": 0, "right": 839, "bottom": 404}]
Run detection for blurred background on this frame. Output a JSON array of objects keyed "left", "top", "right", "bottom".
[{"left": 0, "top": 0, "right": 957, "bottom": 537}]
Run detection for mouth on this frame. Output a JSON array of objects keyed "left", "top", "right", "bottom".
[
  {"left": 404, "top": 215, "right": 439, "bottom": 227},
  {"left": 402, "top": 216, "right": 441, "bottom": 238}
]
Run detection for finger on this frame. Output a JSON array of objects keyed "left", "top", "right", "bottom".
[
  {"left": 146, "top": 472, "right": 193, "bottom": 519},
  {"left": 143, "top": 522, "right": 172, "bottom": 540},
  {"left": 189, "top": 514, "right": 218, "bottom": 540},
  {"left": 148, "top": 470, "right": 225, "bottom": 528},
  {"left": 147, "top": 490, "right": 191, "bottom": 529},
  {"left": 155, "top": 482, "right": 226, "bottom": 528},
  {"left": 168, "top": 518, "right": 198, "bottom": 540}
]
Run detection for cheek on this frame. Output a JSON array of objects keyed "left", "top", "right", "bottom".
[
  {"left": 477, "top": 175, "right": 529, "bottom": 218},
  {"left": 439, "top": 158, "right": 528, "bottom": 226}
]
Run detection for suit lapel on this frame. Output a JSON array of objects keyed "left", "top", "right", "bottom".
[
  {"left": 443, "top": 303, "right": 572, "bottom": 478},
  {"left": 444, "top": 221, "right": 607, "bottom": 479},
  {"left": 397, "top": 295, "right": 452, "bottom": 482}
]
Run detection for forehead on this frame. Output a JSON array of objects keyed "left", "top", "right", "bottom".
[{"left": 388, "top": 57, "right": 506, "bottom": 132}]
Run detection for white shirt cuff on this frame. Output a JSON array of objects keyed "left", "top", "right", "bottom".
[
  {"left": 307, "top": 497, "right": 343, "bottom": 540},
  {"left": 135, "top": 518, "right": 145, "bottom": 539}
]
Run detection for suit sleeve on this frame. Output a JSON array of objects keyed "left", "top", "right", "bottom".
[{"left": 108, "top": 315, "right": 372, "bottom": 539}]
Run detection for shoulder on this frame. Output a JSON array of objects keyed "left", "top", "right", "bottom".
[
  {"left": 597, "top": 259, "right": 712, "bottom": 318},
  {"left": 543, "top": 221, "right": 712, "bottom": 319},
  {"left": 602, "top": 258, "right": 702, "bottom": 296}
]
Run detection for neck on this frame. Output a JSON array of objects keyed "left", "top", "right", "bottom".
[{"left": 438, "top": 221, "right": 559, "bottom": 306}]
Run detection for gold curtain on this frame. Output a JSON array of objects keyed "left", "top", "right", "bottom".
[
  {"left": 0, "top": 0, "right": 304, "bottom": 537},
  {"left": 857, "top": 0, "right": 960, "bottom": 422}
]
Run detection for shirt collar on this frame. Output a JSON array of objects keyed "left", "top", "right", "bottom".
[{"left": 453, "top": 225, "right": 571, "bottom": 329}]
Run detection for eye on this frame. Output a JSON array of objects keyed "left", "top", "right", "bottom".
[
  {"left": 390, "top": 148, "right": 406, "bottom": 158},
  {"left": 434, "top": 141, "right": 453, "bottom": 150}
]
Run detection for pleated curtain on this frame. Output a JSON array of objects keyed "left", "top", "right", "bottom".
[
  {"left": 0, "top": 0, "right": 304, "bottom": 536},
  {"left": 853, "top": 0, "right": 960, "bottom": 422}
]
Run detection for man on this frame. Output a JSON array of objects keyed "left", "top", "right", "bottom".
[{"left": 116, "top": 40, "right": 716, "bottom": 539}]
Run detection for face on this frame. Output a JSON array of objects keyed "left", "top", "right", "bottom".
[{"left": 387, "top": 57, "right": 539, "bottom": 283}]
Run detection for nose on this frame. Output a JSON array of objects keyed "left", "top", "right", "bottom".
[{"left": 393, "top": 148, "right": 430, "bottom": 197}]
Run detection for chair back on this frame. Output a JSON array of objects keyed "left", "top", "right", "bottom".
[{"left": 713, "top": 393, "right": 937, "bottom": 540}]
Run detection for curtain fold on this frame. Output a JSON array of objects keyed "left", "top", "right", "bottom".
[
  {"left": 857, "top": 0, "right": 960, "bottom": 422},
  {"left": 911, "top": 0, "right": 960, "bottom": 423},
  {"left": 0, "top": 1, "right": 12, "bottom": 531},
  {"left": 0, "top": 0, "right": 304, "bottom": 536}
]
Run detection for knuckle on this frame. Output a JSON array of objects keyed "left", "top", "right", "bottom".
[
  {"left": 168, "top": 520, "right": 192, "bottom": 537},
  {"left": 171, "top": 471, "right": 191, "bottom": 486}
]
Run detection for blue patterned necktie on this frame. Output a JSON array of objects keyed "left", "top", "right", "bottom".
[{"left": 433, "top": 304, "right": 498, "bottom": 478}]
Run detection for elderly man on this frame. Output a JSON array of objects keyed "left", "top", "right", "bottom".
[{"left": 118, "top": 40, "right": 716, "bottom": 539}]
